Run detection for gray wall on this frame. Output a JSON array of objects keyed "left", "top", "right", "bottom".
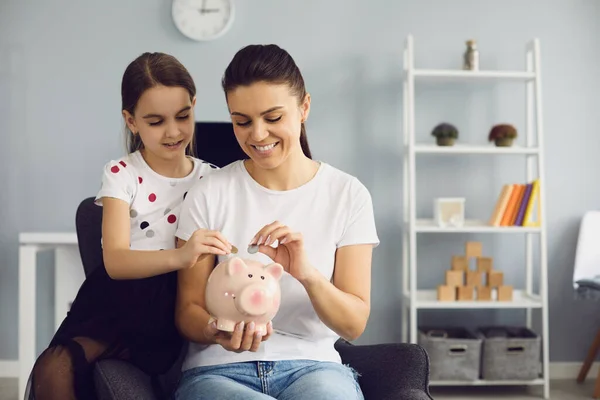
[{"left": 1, "top": 0, "right": 599, "bottom": 363}]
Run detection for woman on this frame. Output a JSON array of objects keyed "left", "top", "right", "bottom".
[{"left": 174, "top": 44, "right": 379, "bottom": 400}]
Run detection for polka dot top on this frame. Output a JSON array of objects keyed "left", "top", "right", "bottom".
[{"left": 94, "top": 150, "right": 218, "bottom": 251}]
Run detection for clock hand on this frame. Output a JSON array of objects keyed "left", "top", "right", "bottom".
[{"left": 199, "top": 0, "right": 207, "bottom": 14}]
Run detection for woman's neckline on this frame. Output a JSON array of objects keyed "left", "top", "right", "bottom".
[{"left": 238, "top": 159, "right": 325, "bottom": 195}]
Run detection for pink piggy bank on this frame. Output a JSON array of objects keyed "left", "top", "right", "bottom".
[{"left": 206, "top": 257, "right": 284, "bottom": 335}]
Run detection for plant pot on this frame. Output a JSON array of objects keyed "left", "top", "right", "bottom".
[
  {"left": 494, "top": 137, "right": 513, "bottom": 147},
  {"left": 436, "top": 137, "right": 455, "bottom": 146}
]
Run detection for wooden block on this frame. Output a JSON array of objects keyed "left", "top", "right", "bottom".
[
  {"left": 465, "top": 241, "right": 482, "bottom": 258},
  {"left": 451, "top": 255, "right": 469, "bottom": 271},
  {"left": 466, "top": 271, "right": 483, "bottom": 287},
  {"left": 445, "top": 270, "right": 464, "bottom": 287},
  {"left": 498, "top": 285, "right": 513, "bottom": 301},
  {"left": 476, "top": 256, "right": 493, "bottom": 273},
  {"left": 487, "top": 271, "right": 504, "bottom": 287},
  {"left": 457, "top": 286, "right": 474, "bottom": 301},
  {"left": 477, "top": 286, "right": 492, "bottom": 301},
  {"left": 437, "top": 285, "right": 456, "bottom": 301}
]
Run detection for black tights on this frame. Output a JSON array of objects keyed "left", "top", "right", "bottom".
[{"left": 30, "top": 337, "right": 129, "bottom": 400}]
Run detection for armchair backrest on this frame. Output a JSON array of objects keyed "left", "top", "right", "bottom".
[{"left": 75, "top": 197, "right": 104, "bottom": 277}]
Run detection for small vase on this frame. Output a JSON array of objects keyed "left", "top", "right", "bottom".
[
  {"left": 494, "top": 137, "right": 513, "bottom": 147},
  {"left": 436, "top": 137, "right": 455, "bottom": 146},
  {"left": 463, "top": 40, "right": 479, "bottom": 71}
]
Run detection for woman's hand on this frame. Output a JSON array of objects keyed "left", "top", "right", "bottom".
[
  {"left": 203, "top": 321, "right": 273, "bottom": 353},
  {"left": 178, "top": 229, "right": 233, "bottom": 269},
  {"left": 250, "top": 221, "right": 318, "bottom": 283}
]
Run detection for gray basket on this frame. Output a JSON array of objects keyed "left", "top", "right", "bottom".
[
  {"left": 418, "top": 327, "right": 482, "bottom": 381},
  {"left": 477, "top": 326, "right": 541, "bottom": 380}
]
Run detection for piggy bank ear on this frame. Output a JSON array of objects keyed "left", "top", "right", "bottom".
[
  {"left": 227, "top": 257, "right": 247, "bottom": 276},
  {"left": 264, "top": 263, "right": 284, "bottom": 281}
]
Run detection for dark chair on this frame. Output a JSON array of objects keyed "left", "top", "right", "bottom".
[{"left": 69, "top": 122, "right": 433, "bottom": 399}]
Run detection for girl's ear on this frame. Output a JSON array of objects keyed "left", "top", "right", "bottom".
[
  {"left": 192, "top": 96, "right": 197, "bottom": 107},
  {"left": 122, "top": 110, "right": 138, "bottom": 134}
]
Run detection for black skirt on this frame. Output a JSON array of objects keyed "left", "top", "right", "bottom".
[{"left": 50, "top": 262, "right": 183, "bottom": 377}]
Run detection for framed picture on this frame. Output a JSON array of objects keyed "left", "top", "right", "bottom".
[{"left": 434, "top": 198, "right": 465, "bottom": 228}]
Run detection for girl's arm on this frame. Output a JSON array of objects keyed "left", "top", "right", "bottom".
[
  {"left": 300, "top": 244, "right": 373, "bottom": 342},
  {"left": 101, "top": 198, "right": 230, "bottom": 280},
  {"left": 101, "top": 198, "right": 183, "bottom": 279}
]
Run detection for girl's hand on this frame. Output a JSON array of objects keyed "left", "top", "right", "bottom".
[
  {"left": 203, "top": 321, "right": 273, "bottom": 353},
  {"left": 179, "top": 229, "right": 232, "bottom": 269},
  {"left": 250, "top": 221, "right": 318, "bottom": 283}
]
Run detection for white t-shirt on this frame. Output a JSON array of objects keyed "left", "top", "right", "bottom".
[
  {"left": 94, "top": 150, "right": 217, "bottom": 251},
  {"left": 175, "top": 160, "right": 379, "bottom": 370}
]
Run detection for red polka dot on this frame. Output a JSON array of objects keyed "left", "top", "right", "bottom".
[
  {"left": 148, "top": 193, "right": 156, "bottom": 202},
  {"left": 138, "top": 176, "right": 143, "bottom": 184},
  {"left": 119, "top": 161, "right": 127, "bottom": 167},
  {"left": 110, "top": 166, "right": 120, "bottom": 173},
  {"left": 167, "top": 214, "right": 177, "bottom": 224}
]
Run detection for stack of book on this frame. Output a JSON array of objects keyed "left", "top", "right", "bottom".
[{"left": 488, "top": 179, "right": 540, "bottom": 227}]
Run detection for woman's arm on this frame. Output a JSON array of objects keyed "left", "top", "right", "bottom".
[
  {"left": 175, "top": 238, "right": 270, "bottom": 351},
  {"left": 174, "top": 237, "right": 217, "bottom": 344},
  {"left": 301, "top": 244, "right": 373, "bottom": 342}
]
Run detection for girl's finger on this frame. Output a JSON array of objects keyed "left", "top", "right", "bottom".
[
  {"left": 201, "top": 237, "right": 231, "bottom": 254},
  {"left": 201, "top": 245, "right": 227, "bottom": 256},
  {"left": 209, "top": 230, "right": 233, "bottom": 250}
]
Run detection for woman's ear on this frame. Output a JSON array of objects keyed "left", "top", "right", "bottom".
[
  {"left": 300, "top": 93, "right": 311, "bottom": 122},
  {"left": 122, "top": 110, "right": 138, "bottom": 134}
]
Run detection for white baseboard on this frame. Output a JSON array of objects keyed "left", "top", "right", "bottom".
[
  {"left": 0, "top": 359, "right": 596, "bottom": 380},
  {"left": 0, "top": 361, "right": 18, "bottom": 378},
  {"left": 550, "top": 361, "right": 599, "bottom": 380}
]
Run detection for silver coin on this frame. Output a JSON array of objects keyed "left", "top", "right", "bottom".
[{"left": 247, "top": 245, "right": 259, "bottom": 254}]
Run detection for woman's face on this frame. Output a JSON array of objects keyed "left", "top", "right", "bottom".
[{"left": 227, "top": 81, "right": 310, "bottom": 170}]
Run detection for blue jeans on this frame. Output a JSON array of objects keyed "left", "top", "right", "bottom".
[{"left": 175, "top": 359, "right": 364, "bottom": 400}]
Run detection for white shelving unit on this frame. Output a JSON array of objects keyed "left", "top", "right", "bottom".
[{"left": 400, "top": 35, "right": 550, "bottom": 398}]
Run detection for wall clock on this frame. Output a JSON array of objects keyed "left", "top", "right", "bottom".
[{"left": 172, "top": 0, "right": 235, "bottom": 41}]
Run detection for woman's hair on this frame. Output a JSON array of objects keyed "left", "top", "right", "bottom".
[
  {"left": 121, "top": 52, "right": 197, "bottom": 156},
  {"left": 221, "top": 44, "right": 312, "bottom": 159}
]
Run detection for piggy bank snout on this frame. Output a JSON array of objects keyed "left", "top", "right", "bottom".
[{"left": 236, "top": 284, "right": 277, "bottom": 317}]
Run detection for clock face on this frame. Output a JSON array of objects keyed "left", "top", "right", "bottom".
[{"left": 172, "top": 0, "right": 235, "bottom": 41}]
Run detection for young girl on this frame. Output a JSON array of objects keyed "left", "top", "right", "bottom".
[
  {"left": 29, "top": 52, "right": 232, "bottom": 400},
  {"left": 174, "top": 44, "right": 379, "bottom": 399}
]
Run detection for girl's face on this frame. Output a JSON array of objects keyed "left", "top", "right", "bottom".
[
  {"left": 123, "top": 85, "right": 195, "bottom": 161},
  {"left": 227, "top": 81, "right": 310, "bottom": 170}
]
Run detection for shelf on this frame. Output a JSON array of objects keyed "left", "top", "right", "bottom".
[
  {"left": 412, "top": 69, "right": 536, "bottom": 81},
  {"left": 414, "top": 219, "right": 541, "bottom": 233},
  {"left": 430, "top": 378, "right": 545, "bottom": 386},
  {"left": 413, "top": 144, "right": 539, "bottom": 155},
  {"left": 405, "top": 290, "right": 542, "bottom": 309}
]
